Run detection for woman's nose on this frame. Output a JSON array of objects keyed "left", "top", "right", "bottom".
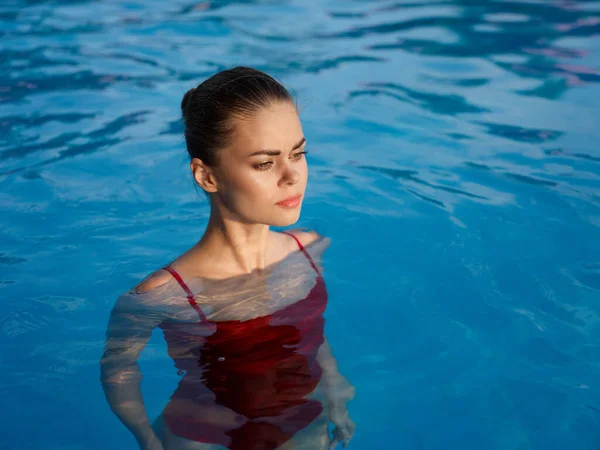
[{"left": 279, "top": 164, "right": 300, "bottom": 186}]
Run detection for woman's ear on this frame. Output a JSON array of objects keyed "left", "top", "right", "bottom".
[{"left": 190, "top": 158, "right": 218, "bottom": 193}]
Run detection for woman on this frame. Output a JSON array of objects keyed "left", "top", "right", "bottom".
[{"left": 100, "top": 66, "right": 356, "bottom": 450}]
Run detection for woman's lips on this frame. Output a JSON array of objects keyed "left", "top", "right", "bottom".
[{"left": 275, "top": 194, "right": 302, "bottom": 209}]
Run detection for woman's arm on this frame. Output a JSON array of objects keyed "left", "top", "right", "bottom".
[
  {"left": 100, "top": 281, "right": 166, "bottom": 449},
  {"left": 317, "top": 336, "right": 356, "bottom": 404}
]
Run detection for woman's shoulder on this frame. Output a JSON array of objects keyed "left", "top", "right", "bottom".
[
  {"left": 107, "top": 270, "right": 179, "bottom": 326},
  {"left": 119, "top": 268, "right": 187, "bottom": 306},
  {"left": 113, "top": 268, "right": 199, "bottom": 317},
  {"left": 133, "top": 268, "right": 174, "bottom": 295},
  {"left": 285, "top": 229, "right": 321, "bottom": 246},
  {"left": 283, "top": 228, "right": 331, "bottom": 261}
]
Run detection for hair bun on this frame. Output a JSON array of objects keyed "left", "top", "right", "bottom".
[{"left": 181, "top": 87, "right": 196, "bottom": 120}]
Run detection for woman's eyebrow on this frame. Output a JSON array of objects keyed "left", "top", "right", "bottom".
[{"left": 247, "top": 137, "right": 306, "bottom": 157}]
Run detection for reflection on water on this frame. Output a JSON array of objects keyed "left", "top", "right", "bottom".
[{"left": 1, "top": 0, "right": 600, "bottom": 449}]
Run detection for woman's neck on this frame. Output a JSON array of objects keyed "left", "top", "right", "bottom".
[{"left": 196, "top": 209, "right": 272, "bottom": 275}]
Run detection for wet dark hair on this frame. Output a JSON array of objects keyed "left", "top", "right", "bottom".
[{"left": 181, "top": 66, "right": 295, "bottom": 166}]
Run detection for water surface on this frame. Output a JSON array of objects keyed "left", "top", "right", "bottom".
[{"left": 1, "top": 0, "right": 600, "bottom": 449}]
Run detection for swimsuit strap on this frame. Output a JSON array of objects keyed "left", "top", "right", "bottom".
[
  {"left": 281, "top": 231, "right": 321, "bottom": 276},
  {"left": 162, "top": 266, "right": 207, "bottom": 322}
]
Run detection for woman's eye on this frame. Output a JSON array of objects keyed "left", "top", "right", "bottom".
[
  {"left": 253, "top": 161, "right": 273, "bottom": 171},
  {"left": 292, "top": 150, "right": 308, "bottom": 160}
]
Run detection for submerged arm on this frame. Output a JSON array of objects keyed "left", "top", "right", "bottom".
[
  {"left": 317, "top": 336, "right": 356, "bottom": 406},
  {"left": 100, "top": 292, "right": 164, "bottom": 448}
]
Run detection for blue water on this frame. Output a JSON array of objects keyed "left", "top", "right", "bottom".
[{"left": 2, "top": 0, "right": 600, "bottom": 449}]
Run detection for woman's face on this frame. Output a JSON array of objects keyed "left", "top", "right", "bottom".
[{"left": 203, "top": 101, "right": 308, "bottom": 227}]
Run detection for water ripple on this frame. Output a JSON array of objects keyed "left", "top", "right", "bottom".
[{"left": 2, "top": 1, "right": 600, "bottom": 448}]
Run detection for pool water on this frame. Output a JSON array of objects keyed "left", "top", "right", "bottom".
[{"left": 1, "top": 0, "right": 600, "bottom": 449}]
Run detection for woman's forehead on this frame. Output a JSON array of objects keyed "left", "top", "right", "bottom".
[{"left": 231, "top": 103, "right": 303, "bottom": 151}]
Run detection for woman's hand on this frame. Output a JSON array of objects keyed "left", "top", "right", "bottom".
[
  {"left": 316, "top": 337, "right": 356, "bottom": 448},
  {"left": 328, "top": 403, "right": 356, "bottom": 449}
]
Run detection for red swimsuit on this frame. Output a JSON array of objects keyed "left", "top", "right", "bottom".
[{"left": 158, "top": 232, "right": 328, "bottom": 449}]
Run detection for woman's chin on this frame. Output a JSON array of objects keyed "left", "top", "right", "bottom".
[{"left": 270, "top": 209, "right": 302, "bottom": 227}]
